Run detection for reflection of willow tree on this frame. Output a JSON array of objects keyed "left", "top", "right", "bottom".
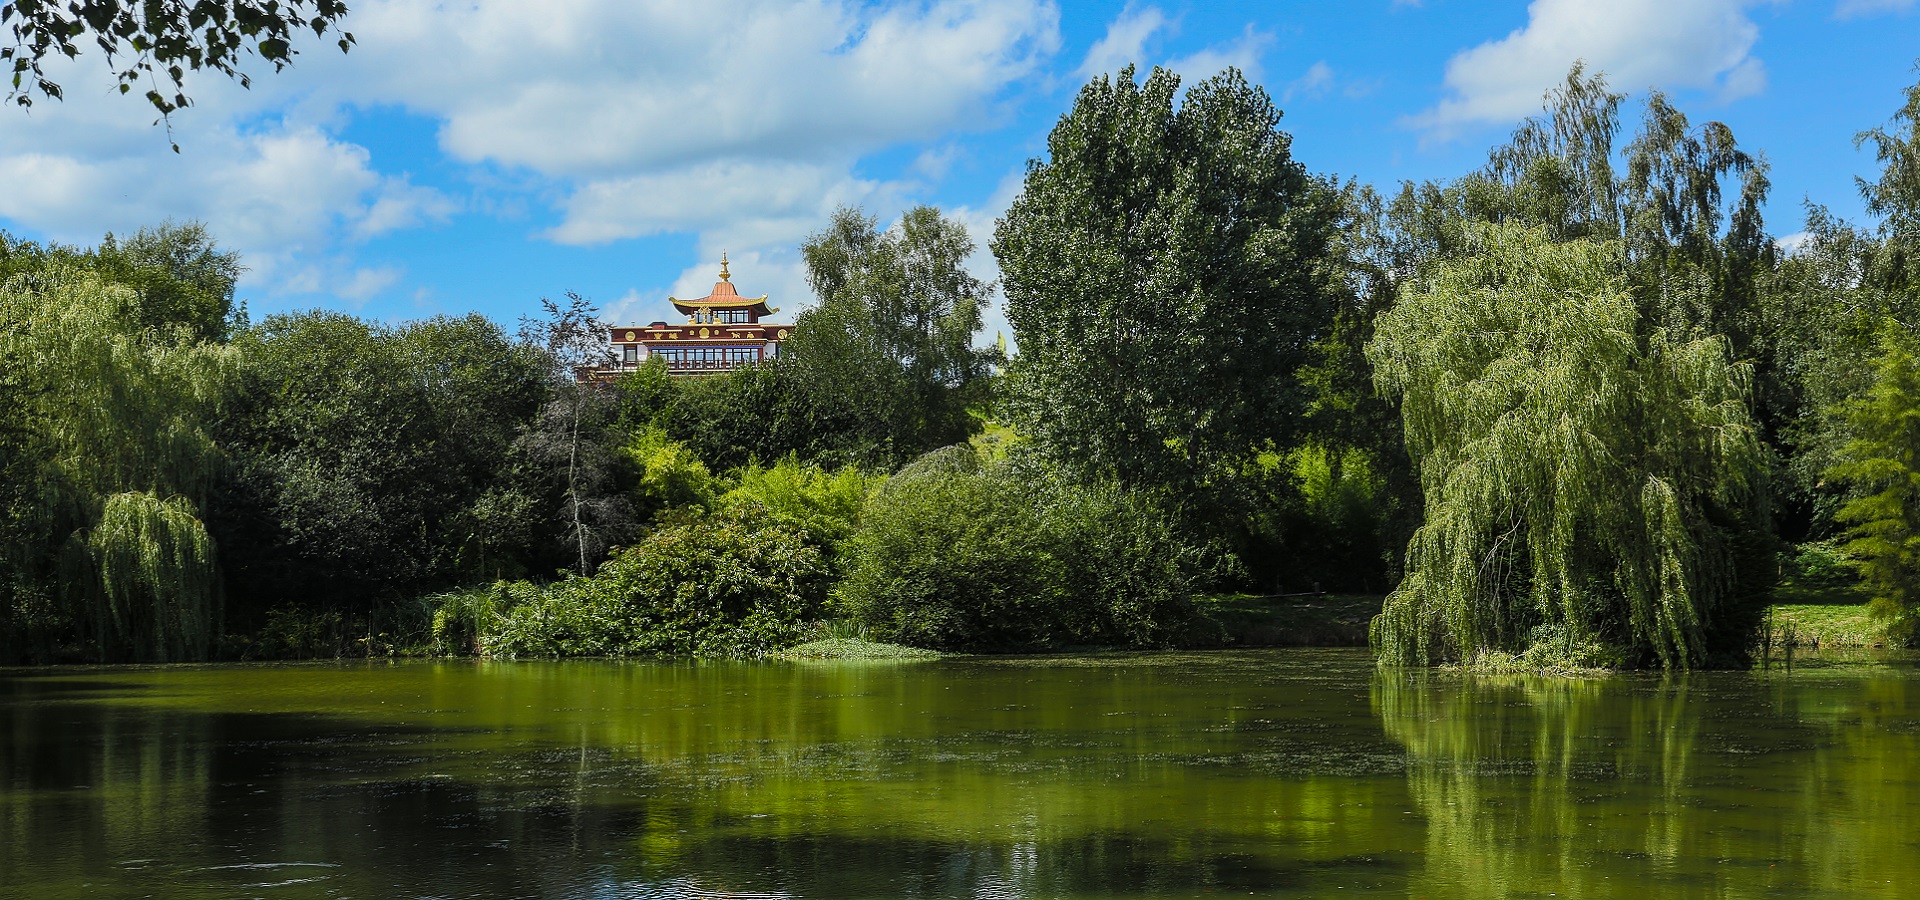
[
  {"left": 1373, "top": 672, "right": 1700, "bottom": 896},
  {"left": 1773, "top": 672, "right": 1920, "bottom": 891}
]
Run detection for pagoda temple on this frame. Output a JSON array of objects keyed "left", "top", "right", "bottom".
[{"left": 602, "top": 254, "right": 793, "bottom": 377}]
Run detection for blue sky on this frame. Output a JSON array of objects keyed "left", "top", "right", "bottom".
[{"left": 1, "top": 0, "right": 1916, "bottom": 336}]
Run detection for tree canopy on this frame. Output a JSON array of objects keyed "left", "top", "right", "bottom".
[{"left": 992, "top": 65, "right": 1343, "bottom": 496}]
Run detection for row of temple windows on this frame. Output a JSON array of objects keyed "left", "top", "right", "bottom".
[
  {"left": 692, "top": 309, "right": 753, "bottom": 324},
  {"left": 646, "top": 346, "right": 763, "bottom": 366}
]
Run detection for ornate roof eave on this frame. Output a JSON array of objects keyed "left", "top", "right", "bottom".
[{"left": 668, "top": 295, "right": 774, "bottom": 312}]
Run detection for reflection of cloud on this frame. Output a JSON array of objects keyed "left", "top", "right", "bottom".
[{"left": 1410, "top": 0, "right": 1767, "bottom": 134}]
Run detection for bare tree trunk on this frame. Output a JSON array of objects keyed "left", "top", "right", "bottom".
[{"left": 567, "top": 392, "right": 587, "bottom": 574}]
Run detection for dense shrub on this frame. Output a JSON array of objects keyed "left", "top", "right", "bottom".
[
  {"left": 625, "top": 425, "right": 719, "bottom": 515},
  {"left": 479, "top": 508, "right": 830, "bottom": 658},
  {"left": 718, "top": 455, "right": 883, "bottom": 560},
  {"left": 835, "top": 447, "right": 1203, "bottom": 651}
]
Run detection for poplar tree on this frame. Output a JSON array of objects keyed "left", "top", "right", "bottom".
[{"left": 991, "top": 66, "right": 1342, "bottom": 496}]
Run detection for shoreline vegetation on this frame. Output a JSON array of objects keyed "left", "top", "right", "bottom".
[{"left": 7, "top": 64, "right": 1920, "bottom": 673}]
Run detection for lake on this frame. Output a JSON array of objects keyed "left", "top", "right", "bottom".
[{"left": 2, "top": 649, "right": 1916, "bottom": 898}]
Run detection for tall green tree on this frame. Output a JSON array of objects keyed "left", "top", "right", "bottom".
[
  {"left": 1758, "top": 68, "right": 1920, "bottom": 541},
  {"left": 218, "top": 310, "right": 548, "bottom": 620},
  {"left": 1827, "top": 328, "right": 1920, "bottom": 645},
  {"left": 786, "top": 205, "right": 995, "bottom": 468},
  {"left": 0, "top": 222, "right": 241, "bottom": 339},
  {"left": 1368, "top": 223, "right": 1765, "bottom": 669},
  {"left": 991, "top": 66, "right": 1343, "bottom": 496}
]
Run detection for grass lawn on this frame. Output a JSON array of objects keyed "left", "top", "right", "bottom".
[
  {"left": 1765, "top": 602, "right": 1889, "bottom": 649},
  {"left": 1763, "top": 563, "right": 1888, "bottom": 649}
]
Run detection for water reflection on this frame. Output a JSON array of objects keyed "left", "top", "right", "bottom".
[
  {"left": 1374, "top": 663, "right": 1920, "bottom": 897},
  {"left": 3, "top": 653, "right": 1919, "bottom": 898}
]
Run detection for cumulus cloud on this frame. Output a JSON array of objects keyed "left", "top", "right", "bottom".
[
  {"left": 1077, "top": 4, "right": 1170, "bottom": 80},
  {"left": 1411, "top": 0, "right": 1768, "bottom": 133},
  {"left": 1075, "top": 5, "right": 1269, "bottom": 88},
  {"left": 544, "top": 158, "right": 896, "bottom": 247},
  {"left": 1164, "top": 23, "right": 1272, "bottom": 85},
  {"left": 353, "top": 178, "right": 460, "bottom": 241},
  {"left": 0, "top": 0, "right": 1063, "bottom": 308},
  {"left": 332, "top": 0, "right": 1059, "bottom": 177}
]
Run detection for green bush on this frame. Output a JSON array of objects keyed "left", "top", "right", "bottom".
[
  {"left": 624, "top": 425, "right": 718, "bottom": 515},
  {"left": 834, "top": 447, "right": 1202, "bottom": 651},
  {"left": 718, "top": 454, "right": 883, "bottom": 559},
  {"left": 482, "top": 507, "right": 830, "bottom": 658}
]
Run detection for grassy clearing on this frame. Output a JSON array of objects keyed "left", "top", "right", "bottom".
[
  {"left": 1761, "top": 556, "right": 1888, "bottom": 649},
  {"left": 1194, "top": 593, "right": 1383, "bottom": 647},
  {"left": 773, "top": 638, "right": 948, "bottom": 660},
  {"left": 1765, "top": 603, "right": 1888, "bottom": 649}
]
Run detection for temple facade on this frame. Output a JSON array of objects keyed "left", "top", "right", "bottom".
[{"left": 602, "top": 255, "right": 792, "bottom": 377}]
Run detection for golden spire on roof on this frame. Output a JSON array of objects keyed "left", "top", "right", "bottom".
[{"left": 719, "top": 251, "right": 731, "bottom": 283}]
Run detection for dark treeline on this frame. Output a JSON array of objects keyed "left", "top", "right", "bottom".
[{"left": 6, "top": 63, "right": 1920, "bottom": 668}]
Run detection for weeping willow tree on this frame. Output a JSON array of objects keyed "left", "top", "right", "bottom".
[
  {"left": 1367, "top": 223, "right": 1765, "bottom": 669},
  {"left": 0, "top": 268, "right": 232, "bottom": 661}
]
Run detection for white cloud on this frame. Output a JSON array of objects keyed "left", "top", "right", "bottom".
[
  {"left": 1837, "top": 0, "right": 1916, "bottom": 17},
  {"left": 1077, "top": 4, "right": 1170, "bottom": 80},
  {"left": 338, "top": 266, "right": 405, "bottom": 300},
  {"left": 602, "top": 249, "right": 815, "bottom": 329},
  {"left": 334, "top": 0, "right": 1059, "bottom": 175},
  {"left": 1075, "top": 5, "right": 1268, "bottom": 89},
  {"left": 1411, "top": 0, "right": 1768, "bottom": 133},
  {"left": 336, "top": 0, "right": 1064, "bottom": 290},
  {"left": 544, "top": 158, "right": 896, "bottom": 247},
  {"left": 353, "top": 178, "right": 459, "bottom": 241},
  {"left": 1164, "top": 23, "right": 1272, "bottom": 85},
  {"left": 943, "top": 166, "right": 1024, "bottom": 351},
  {"left": 0, "top": 0, "right": 1065, "bottom": 310},
  {"left": 1285, "top": 61, "right": 1335, "bottom": 102}
]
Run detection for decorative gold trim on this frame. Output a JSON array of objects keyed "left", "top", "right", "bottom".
[{"left": 624, "top": 330, "right": 637, "bottom": 341}]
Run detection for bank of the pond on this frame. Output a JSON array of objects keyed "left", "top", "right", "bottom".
[{"left": 1196, "top": 593, "right": 1383, "bottom": 647}]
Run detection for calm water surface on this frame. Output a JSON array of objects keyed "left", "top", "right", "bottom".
[{"left": 2, "top": 649, "right": 1918, "bottom": 898}]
